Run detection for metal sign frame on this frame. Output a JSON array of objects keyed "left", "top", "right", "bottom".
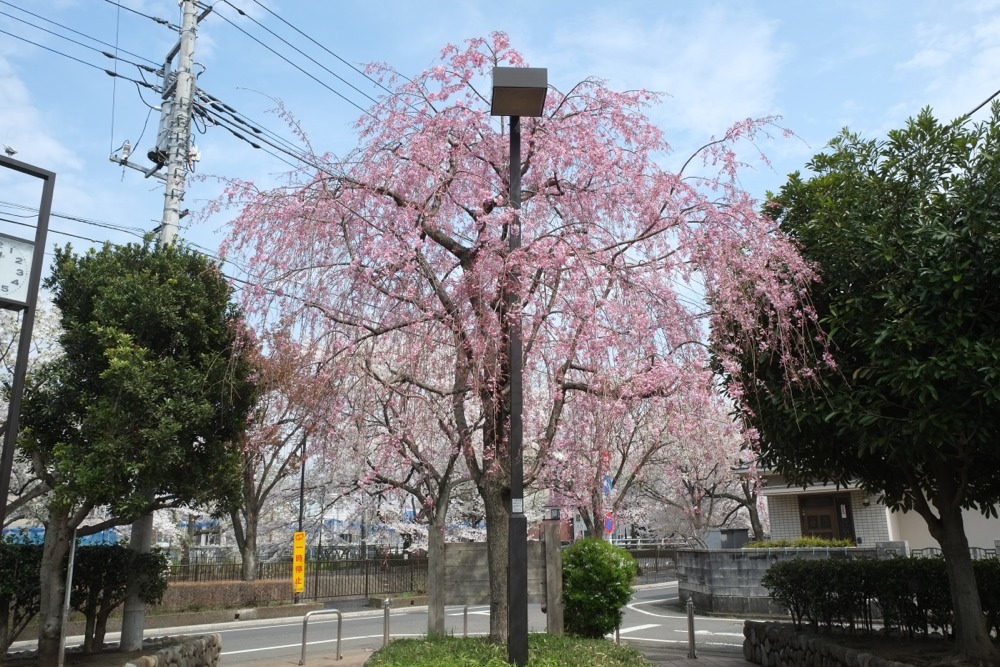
[{"left": 0, "top": 155, "right": 54, "bottom": 529}]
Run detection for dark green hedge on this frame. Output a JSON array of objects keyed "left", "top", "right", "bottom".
[
  {"left": 0, "top": 541, "right": 168, "bottom": 653},
  {"left": 0, "top": 541, "right": 43, "bottom": 652},
  {"left": 71, "top": 544, "right": 169, "bottom": 651},
  {"left": 761, "top": 556, "right": 1000, "bottom": 637}
]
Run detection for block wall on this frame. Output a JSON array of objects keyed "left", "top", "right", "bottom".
[
  {"left": 766, "top": 495, "right": 800, "bottom": 541},
  {"left": 847, "top": 490, "right": 891, "bottom": 546}
]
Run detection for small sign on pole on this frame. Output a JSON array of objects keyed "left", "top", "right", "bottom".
[
  {"left": 604, "top": 512, "right": 615, "bottom": 534},
  {"left": 293, "top": 531, "right": 307, "bottom": 594},
  {"left": 602, "top": 474, "right": 613, "bottom": 495}
]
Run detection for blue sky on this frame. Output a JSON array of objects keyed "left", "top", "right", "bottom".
[{"left": 2, "top": 0, "right": 999, "bottom": 275}]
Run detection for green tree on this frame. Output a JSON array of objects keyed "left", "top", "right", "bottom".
[
  {"left": 718, "top": 107, "right": 1000, "bottom": 661},
  {"left": 20, "top": 240, "right": 257, "bottom": 663}
]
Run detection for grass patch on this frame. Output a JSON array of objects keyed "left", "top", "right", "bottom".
[{"left": 367, "top": 634, "right": 655, "bottom": 666}]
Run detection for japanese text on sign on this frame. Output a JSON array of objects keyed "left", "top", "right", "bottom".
[{"left": 293, "top": 531, "right": 306, "bottom": 593}]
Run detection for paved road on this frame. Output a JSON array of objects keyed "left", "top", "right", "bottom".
[
  {"left": 211, "top": 582, "right": 746, "bottom": 665},
  {"left": 8, "top": 581, "right": 750, "bottom": 665},
  {"left": 622, "top": 583, "right": 746, "bottom": 656},
  {"left": 217, "top": 602, "right": 550, "bottom": 664}
]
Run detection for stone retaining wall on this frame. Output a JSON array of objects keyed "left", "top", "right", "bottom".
[
  {"left": 676, "top": 548, "right": 877, "bottom": 616},
  {"left": 743, "top": 622, "right": 913, "bottom": 667},
  {"left": 124, "top": 634, "right": 222, "bottom": 667}
]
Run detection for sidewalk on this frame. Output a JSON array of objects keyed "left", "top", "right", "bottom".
[
  {"left": 282, "top": 643, "right": 750, "bottom": 666},
  {"left": 631, "top": 643, "right": 749, "bottom": 666}
]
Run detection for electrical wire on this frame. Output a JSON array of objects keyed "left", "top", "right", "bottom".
[
  {"left": 219, "top": 0, "right": 381, "bottom": 109},
  {"left": 109, "top": 1, "right": 121, "bottom": 157},
  {"left": 0, "top": 8, "right": 158, "bottom": 74},
  {"left": 0, "top": 28, "right": 159, "bottom": 91},
  {"left": 0, "top": 0, "right": 159, "bottom": 66},
  {"left": 194, "top": 89, "right": 305, "bottom": 157},
  {"left": 194, "top": 108, "right": 303, "bottom": 171},
  {"left": 194, "top": 104, "right": 340, "bottom": 176},
  {"left": 246, "top": 0, "right": 401, "bottom": 102},
  {"left": 956, "top": 87, "right": 1000, "bottom": 125},
  {"left": 0, "top": 200, "right": 148, "bottom": 237},
  {"left": 100, "top": 0, "right": 172, "bottom": 28},
  {"left": 0, "top": 200, "right": 251, "bottom": 279},
  {"left": 207, "top": 8, "right": 374, "bottom": 119}
]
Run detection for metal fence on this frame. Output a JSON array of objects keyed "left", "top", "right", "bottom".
[
  {"left": 626, "top": 546, "right": 676, "bottom": 581},
  {"left": 167, "top": 555, "right": 428, "bottom": 601}
]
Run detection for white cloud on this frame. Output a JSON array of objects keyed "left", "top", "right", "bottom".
[
  {"left": 538, "top": 6, "right": 786, "bottom": 140},
  {"left": 0, "top": 60, "right": 81, "bottom": 172}
]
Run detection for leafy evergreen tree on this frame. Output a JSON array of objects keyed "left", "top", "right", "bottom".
[
  {"left": 719, "top": 106, "right": 1000, "bottom": 661},
  {"left": 20, "top": 239, "right": 257, "bottom": 662}
]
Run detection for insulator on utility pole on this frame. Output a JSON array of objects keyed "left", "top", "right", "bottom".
[
  {"left": 110, "top": 0, "right": 208, "bottom": 243},
  {"left": 158, "top": 0, "right": 199, "bottom": 245}
]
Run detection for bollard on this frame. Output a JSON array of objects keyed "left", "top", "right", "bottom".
[
  {"left": 299, "top": 608, "right": 342, "bottom": 664},
  {"left": 463, "top": 604, "right": 469, "bottom": 638},
  {"left": 686, "top": 595, "right": 697, "bottom": 659},
  {"left": 615, "top": 624, "right": 620, "bottom": 645},
  {"left": 383, "top": 597, "right": 391, "bottom": 647}
]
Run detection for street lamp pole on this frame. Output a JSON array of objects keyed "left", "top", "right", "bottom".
[
  {"left": 491, "top": 66, "right": 547, "bottom": 667},
  {"left": 507, "top": 111, "right": 529, "bottom": 667}
]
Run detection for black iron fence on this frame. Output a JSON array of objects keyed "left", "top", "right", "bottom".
[
  {"left": 165, "top": 543, "right": 676, "bottom": 601},
  {"left": 167, "top": 555, "right": 428, "bottom": 601}
]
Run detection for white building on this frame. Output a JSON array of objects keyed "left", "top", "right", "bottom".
[{"left": 761, "top": 472, "right": 1000, "bottom": 554}]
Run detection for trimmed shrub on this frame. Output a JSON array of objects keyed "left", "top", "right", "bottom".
[
  {"left": 760, "top": 556, "right": 987, "bottom": 638},
  {"left": 976, "top": 557, "right": 1000, "bottom": 638},
  {"left": 71, "top": 545, "right": 169, "bottom": 651},
  {"left": 562, "top": 538, "right": 637, "bottom": 638},
  {"left": 158, "top": 580, "right": 292, "bottom": 611},
  {"left": 0, "top": 540, "right": 43, "bottom": 652},
  {"left": 745, "top": 537, "right": 855, "bottom": 549}
]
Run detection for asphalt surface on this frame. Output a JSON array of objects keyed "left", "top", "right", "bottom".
[{"left": 8, "top": 582, "right": 753, "bottom": 666}]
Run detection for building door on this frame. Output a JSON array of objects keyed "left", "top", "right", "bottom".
[{"left": 799, "top": 494, "right": 855, "bottom": 541}]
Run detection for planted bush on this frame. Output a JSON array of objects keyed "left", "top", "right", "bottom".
[
  {"left": 71, "top": 545, "right": 169, "bottom": 652},
  {"left": 562, "top": 538, "right": 637, "bottom": 638},
  {"left": 0, "top": 540, "right": 43, "bottom": 652},
  {"left": 745, "top": 537, "right": 855, "bottom": 549},
  {"left": 760, "top": 555, "right": 1000, "bottom": 638}
]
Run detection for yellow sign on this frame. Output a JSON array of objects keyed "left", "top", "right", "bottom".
[{"left": 293, "top": 531, "right": 306, "bottom": 593}]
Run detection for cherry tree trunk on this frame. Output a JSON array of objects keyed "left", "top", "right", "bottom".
[
  {"left": 481, "top": 480, "right": 510, "bottom": 644},
  {"left": 240, "top": 521, "right": 259, "bottom": 582},
  {"left": 36, "top": 507, "right": 73, "bottom": 665}
]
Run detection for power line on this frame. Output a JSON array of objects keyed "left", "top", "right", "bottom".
[
  {"left": 0, "top": 200, "right": 149, "bottom": 238},
  {"left": 218, "top": 0, "right": 381, "bottom": 109},
  {"left": 0, "top": 28, "right": 159, "bottom": 91},
  {"left": 957, "top": 88, "right": 1000, "bottom": 125},
  {"left": 0, "top": 205, "right": 255, "bottom": 281},
  {"left": 195, "top": 89, "right": 305, "bottom": 157},
  {"left": 207, "top": 6, "right": 374, "bottom": 118},
  {"left": 100, "top": 0, "right": 172, "bottom": 28},
  {"left": 246, "top": 0, "right": 400, "bottom": 102},
  {"left": 0, "top": 8, "right": 159, "bottom": 75},
  {"left": 0, "top": 0, "right": 159, "bottom": 67}
]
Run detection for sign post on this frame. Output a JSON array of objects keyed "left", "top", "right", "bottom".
[{"left": 293, "top": 531, "right": 307, "bottom": 595}]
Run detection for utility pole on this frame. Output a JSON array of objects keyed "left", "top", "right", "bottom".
[
  {"left": 118, "top": 1, "right": 210, "bottom": 652},
  {"left": 158, "top": 0, "right": 198, "bottom": 244},
  {"left": 109, "top": 0, "right": 209, "bottom": 244}
]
